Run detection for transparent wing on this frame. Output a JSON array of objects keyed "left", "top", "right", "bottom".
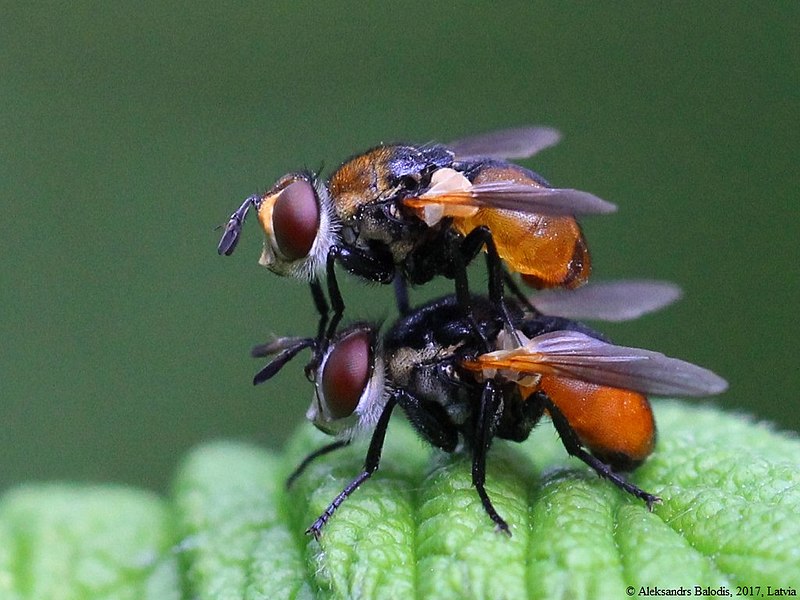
[
  {"left": 406, "top": 177, "right": 616, "bottom": 218},
  {"left": 464, "top": 180, "right": 616, "bottom": 215},
  {"left": 531, "top": 280, "right": 683, "bottom": 322},
  {"left": 470, "top": 331, "right": 728, "bottom": 397},
  {"left": 449, "top": 126, "right": 562, "bottom": 161}
]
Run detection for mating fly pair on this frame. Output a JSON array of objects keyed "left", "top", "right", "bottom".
[
  {"left": 254, "top": 285, "right": 727, "bottom": 538},
  {"left": 217, "top": 127, "right": 615, "bottom": 343},
  {"left": 216, "top": 128, "right": 727, "bottom": 537}
]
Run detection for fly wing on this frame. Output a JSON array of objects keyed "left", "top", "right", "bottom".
[
  {"left": 449, "top": 126, "right": 562, "bottom": 161},
  {"left": 464, "top": 180, "right": 617, "bottom": 215},
  {"left": 471, "top": 331, "right": 728, "bottom": 397},
  {"left": 531, "top": 280, "right": 683, "bottom": 322},
  {"left": 405, "top": 170, "right": 616, "bottom": 219}
]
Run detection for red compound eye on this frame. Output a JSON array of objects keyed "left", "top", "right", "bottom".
[
  {"left": 272, "top": 179, "right": 320, "bottom": 261},
  {"left": 321, "top": 330, "right": 371, "bottom": 419}
]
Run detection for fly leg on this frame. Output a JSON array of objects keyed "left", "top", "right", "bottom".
[
  {"left": 447, "top": 229, "right": 491, "bottom": 351},
  {"left": 472, "top": 379, "right": 511, "bottom": 534},
  {"left": 323, "top": 250, "right": 347, "bottom": 345},
  {"left": 325, "top": 245, "right": 395, "bottom": 341},
  {"left": 286, "top": 439, "right": 351, "bottom": 489},
  {"left": 306, "top": 396, "right": 398, "bottom": 539},
  {"left": 503, "top": 271, "right": 539, "bottom": 315},
  {"left": 394, "top": 389, "right": 458, "bottom": 452},
  {"left": 537, "top": 393, "right": 660, "bottom": 508},
  {"left": 394, "top": 274, "right": 411, "bottom": 316},
  {"left": 310, "top": 280, "right": 330, "bottom": 343},
  {"left": 459, "top": 226, "right": 522, "bottom": 344}
]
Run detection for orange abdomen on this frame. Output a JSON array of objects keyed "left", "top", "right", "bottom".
[
  {"left": 456, "top": 163, "right": 590, "bottom": 289},
  {"left": 453, "top": 209, "right": 589, "bottom": 289},
  {"left": 537, "top": 376, "right": 656, "bottom": 468}
]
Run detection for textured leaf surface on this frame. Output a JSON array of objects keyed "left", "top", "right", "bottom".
[{"left": 2, "top": 401, "right": 799, "bottom": 599}]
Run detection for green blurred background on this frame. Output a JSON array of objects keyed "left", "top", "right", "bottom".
[{"left": 2, "top": 3, "right": 797, "bottom": 493}]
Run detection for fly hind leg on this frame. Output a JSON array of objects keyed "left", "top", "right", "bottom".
[{"left": 535, "top": 393, "right": 660, "bottom": 508}]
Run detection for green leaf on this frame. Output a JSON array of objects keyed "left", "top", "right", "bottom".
[
  {"left": 2, "top": 400, "right": 799, "bottom": 599},
  {"left": 0, "top": 484, "right": 179, "bottom": 600}
]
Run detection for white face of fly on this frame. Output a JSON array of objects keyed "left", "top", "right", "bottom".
[
  {"left": 306, "top": 326, "right": 388, "bottom": 440},
  {"left": 257, "top": 174, "right": 340, "bottom": 282}
]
